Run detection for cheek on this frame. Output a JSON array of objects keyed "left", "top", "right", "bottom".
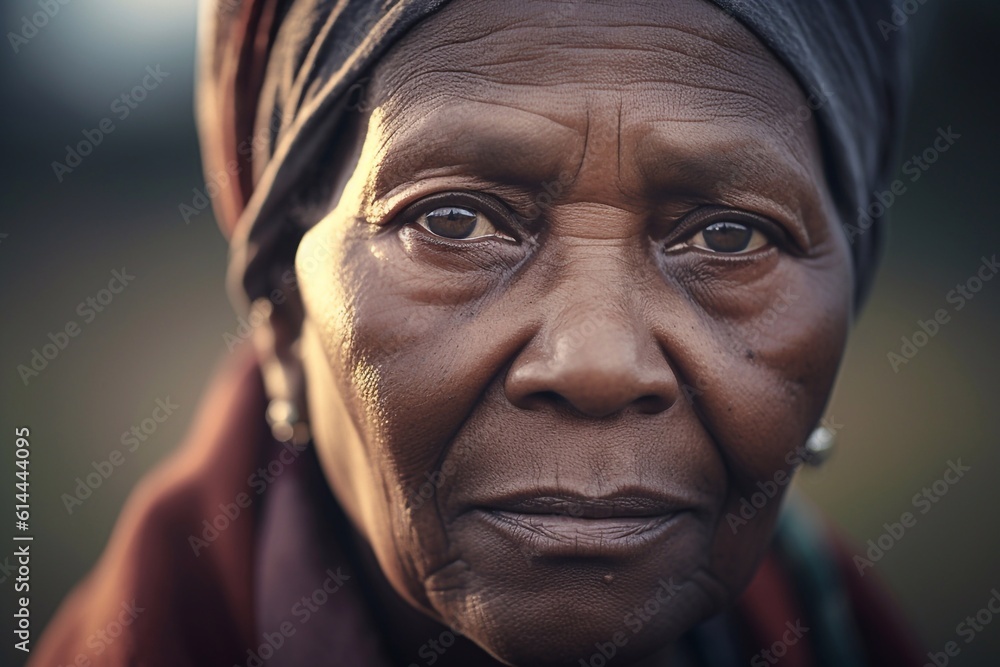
[
  {"left": 661, "top": 249, "right": 852, "bottom": 593},
  {"left": 661, "top": 247, "right": 852, "bottom": 483},
  {"left": 297, "top": 218, "right": 468, "bottom": 610}
]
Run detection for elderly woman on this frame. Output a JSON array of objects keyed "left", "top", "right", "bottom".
[{"left": 33, "top": 0, "right": 923, "bottom": 665}]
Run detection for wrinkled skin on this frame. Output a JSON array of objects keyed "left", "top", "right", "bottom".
[{"left": 275, "top": 0, "right": 854, "bottom": 664}]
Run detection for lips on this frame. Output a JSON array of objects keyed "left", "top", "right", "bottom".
[
  {"left": 469, "top": 490, "right": 693, "bottom": 558},
  {"left": 483, "top": 492, "right": 684, "bottom": 518}
]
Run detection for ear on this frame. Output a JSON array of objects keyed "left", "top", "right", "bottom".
[
  {"left": 246, "top": 98, "right": 372, "bottom": 445},
  {"left": 250, "top": 286, "right": 310, "bottom": 445}
]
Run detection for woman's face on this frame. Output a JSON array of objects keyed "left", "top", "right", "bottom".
[{"left": 292, "top": 0, "right": 852, "bottom": 663}]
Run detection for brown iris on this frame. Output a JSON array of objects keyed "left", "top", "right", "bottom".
[
  {"left": 700, "top": 221, "right": 755, "bottom": 253},
  {"left": 423, "top": 206, "right": 479, "bottom": 239}
]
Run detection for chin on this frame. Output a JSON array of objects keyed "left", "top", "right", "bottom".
[{"left": 420, "top": 510, "right": 725, "bottom": 666}]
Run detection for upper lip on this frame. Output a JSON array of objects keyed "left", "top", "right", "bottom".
[{"left": 476, "top": 490, "right": 690, "bottom": 519}]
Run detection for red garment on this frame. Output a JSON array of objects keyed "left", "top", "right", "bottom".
[
  {"left": 30, "top": 347, "right": 924, "bottom": 666},
  {"left": 31, "top": 348, "right": 263, "bottom": 667}
]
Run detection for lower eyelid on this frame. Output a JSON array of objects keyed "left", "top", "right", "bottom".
[{"left": 406, "top": 223, "right": 515, "bottom": 248}]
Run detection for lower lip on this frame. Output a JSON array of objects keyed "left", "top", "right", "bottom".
[{"left": 476, "top": 509, "right": 686, "bottom": 559}]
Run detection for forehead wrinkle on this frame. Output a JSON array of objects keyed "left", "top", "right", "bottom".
[
  {"left": 374, "top": 95, "right": 582, "bottom": 166},
  {"left": 374, "top": 39, "right": 804, "bottom": 136},
  {"left": 379, "top": 41, "right": 776, "bottom": 93},
  {"left": 371, "top": 0, "right": 782, "bottom": 94},
  {"left": 380, "top": 70, "right": 799, "bottom": 141},
  {"left": 408, "top": 0, "right": 763, "bottom": 58},
  {"left": 366, "top": 0, "right": 809, "bottom": 137},
  {"left": 381, "top": 89, "right": 585, "bottom": 139},
  {"left": 366, "top": 97, "right": 583, "bottom": 206}
]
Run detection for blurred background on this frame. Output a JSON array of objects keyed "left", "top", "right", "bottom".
[{"left": 1, "top": 0, "right": 998, "bottom": 665}]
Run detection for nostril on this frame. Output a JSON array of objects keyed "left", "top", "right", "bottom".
[
  {"left": 634, "top": 394, "right": 670, "bottom": 414},
  {"left": 516, "top": 390, "right": 669, "bottom": 420},
  {"left": 513, "top": 389, "right": 564, "bottom": 412}
]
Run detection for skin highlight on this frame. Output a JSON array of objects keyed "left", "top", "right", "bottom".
[{"left": 260, "top": 0, "right": 855, "bottom": 664}]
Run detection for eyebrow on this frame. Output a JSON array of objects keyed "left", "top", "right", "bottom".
[
  {"left": 368, "top": 103, "right": 582, "bottom": 206},
  {"left": 631, "top": 117, "right": 815, "bottom": 199},
  {"left": 626, "top": 120, "right": 817, "bottom": 233},
  {"left": 366, "top": 103, "right": 815, "bottom": 226}
]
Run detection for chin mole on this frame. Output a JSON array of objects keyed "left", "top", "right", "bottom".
[{"left": 602, "top": 574, "right": 614, "bottom": 585}]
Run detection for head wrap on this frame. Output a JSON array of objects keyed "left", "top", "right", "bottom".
[{"left": 196, "top": 0, "right": 909, "bottom": 310}]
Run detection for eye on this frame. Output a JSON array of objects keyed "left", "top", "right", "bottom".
[
  {"left": 415, "top": 205, "right": 514, "bottom": 242},
  {"left": 667, "top": 219, "right": 772, "bottom": 254},
  {"left": 692, "top": 221, "right": 768, "bottom": 253}
]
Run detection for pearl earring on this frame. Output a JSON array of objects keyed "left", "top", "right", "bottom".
[
  {"left": 802, "top": 425, "right": 836, "bottom": 467},
  {"left": 266, "top": 398, "right": 311, "bottom": 446}
]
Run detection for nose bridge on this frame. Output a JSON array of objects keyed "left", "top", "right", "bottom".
[
  {"left": 550, "top": 275, "right": 636, "bottom": 364},
  {"left": 550, "top": 237, "right": 655, "bottom": 356},
  {"left": 505, "top": 249, "right": 679, "bottom": 419}
]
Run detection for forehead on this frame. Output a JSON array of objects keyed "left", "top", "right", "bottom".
[
  {"left": 361, "top": 0, "right": 824, "bottom": 216},
  {"left": 371, "top": 0, "right": 809, "bottom": 122}
]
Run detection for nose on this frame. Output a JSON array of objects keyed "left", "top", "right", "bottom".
[{"left": 504, "top": 302, "right": 679, "bottom": 419}]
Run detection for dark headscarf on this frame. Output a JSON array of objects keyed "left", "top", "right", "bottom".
[{"left": 196, "top": 0, "right": 909, "bottom": 310}]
